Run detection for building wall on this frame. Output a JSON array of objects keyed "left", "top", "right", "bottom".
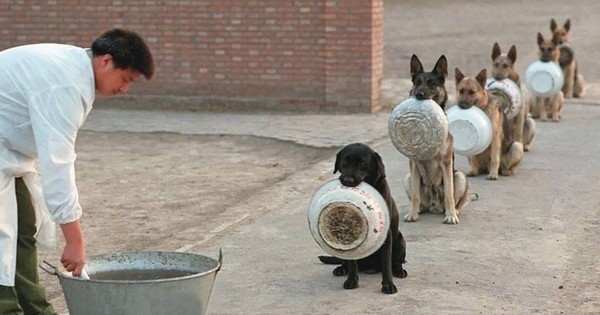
[{"left": 0, "top": 0, "right": 383, "bottom": 112}]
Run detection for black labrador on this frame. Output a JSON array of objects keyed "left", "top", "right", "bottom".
[{"left": 318, "top": 143, "right": 407, "bottom": 294}]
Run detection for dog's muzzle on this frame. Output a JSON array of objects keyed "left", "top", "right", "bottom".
[
  {"left": 339, "top": 176, "right": 360, "bottom": 187},
  {"left": 457, "top": 102, "right": 473, "bottom": 109}
]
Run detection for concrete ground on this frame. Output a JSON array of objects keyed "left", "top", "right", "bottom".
[{"left": 36, "top": 0, "right": 600, "bottom": 314}]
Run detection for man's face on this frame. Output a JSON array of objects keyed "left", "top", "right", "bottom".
[{"left": 94, "top": 54, "right": 142, "bottom": 97}]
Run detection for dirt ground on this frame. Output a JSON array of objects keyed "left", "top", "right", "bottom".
[
  {"left": 36, "top": 0, "right": 600, "bottom": 314},
  {"left": 39, "top": 133, "right": 337, "bottom": 310}
]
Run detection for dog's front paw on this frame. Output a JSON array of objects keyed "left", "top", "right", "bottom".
[
  {"left": 404, "top": 211, "right": 419, "bottom": 222},
  {"left": 381, "top": 282, "right": 397, "bottom": 294},
  {"left": 343, "top": 278, "right": 358, "bottom": 290},
  {"left": 466, "top": 170, "right": 478, "bottom": 177},
  {"left": 333, "top": 265, "right": 347, "bottom": 276},
  {"left": 443, "top": 213, "right": 460, "bottom": 224},
  {"left": 486, "top": 173, "right": 498, "bottom": 180}
]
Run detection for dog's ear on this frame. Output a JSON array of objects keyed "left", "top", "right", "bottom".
[
  {"left": 476, "top": 69, "right": 487, "bottom": 88},
  {"left": 550, "top": 18, "right": 557, "bottom": 32},
  {"left": 454, "top": 67, "right": 465, "bottom": 85},
  {"left": 410, "top": 54, "right": 424, "bottom": 78},
  {"left": 508, "top": 45, "right": 517, "bottom": 64},
  {"left": 551, "top": 32, "right": 560, "bottom": 46},
  {"left": 537, "top": 32, "right": 544, "bottom": 46},
  {"left": 433, "top": 55, "right": 448, "bottom": 79},
  {"left": 372, "top": 152, "right": 386, "bottom": 183},
  {"left": 333, "top": 150, "right": 342, "bottom": 174},
  {"left": 491, "top": 42, "right": 501, "bottom": 60},
  {"left": 564, "top": 19, "right": 571, "bottom": 32}
]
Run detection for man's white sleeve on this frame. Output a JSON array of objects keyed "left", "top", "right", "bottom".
[{"left": 29, "top": 86, "right": 85, "bottom": 224}]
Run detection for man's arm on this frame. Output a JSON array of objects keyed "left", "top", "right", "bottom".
[{"left": 60, "top": 220, "right": 86, "bottom": 276}]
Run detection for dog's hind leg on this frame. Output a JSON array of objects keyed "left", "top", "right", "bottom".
[
  {"left": 343, "top": 260, "right": 359, "bottom": 290},
  {"left": 501, "top": 142, "right": 524, "bottom": 176}
]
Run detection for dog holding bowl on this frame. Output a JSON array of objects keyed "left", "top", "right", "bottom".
[
  {"left": 526, "top": 32, "right": 565, "bottom": 122},
  {"left": 550, "top": 18, "right": 585, "bottom": 99},
  {"left": 489, "top": 42, "right": 536, "bottom": 152},
  {"left": 311, "top": 143, "right": 407, "bottom": 294},
  {"left": 454, "top": 68, "right": 524, "bottom": 180},
  {"left": 390, "top": 56, "right": 471, "bottom": 225}
]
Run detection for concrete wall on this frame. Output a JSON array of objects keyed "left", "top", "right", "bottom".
[{"left": 0, "top": 0, "right": 383, "bottom": 112}]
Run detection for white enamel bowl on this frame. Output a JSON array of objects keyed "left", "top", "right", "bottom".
[
  {"left": 525, "top": 60, "right": 564, "bottom": 97},
  {"left": 485, "top": 78, "right": 523, "bottom": 120},
  {"left": 308, "top": 179, "right": 390, "bottom": 260},
  {"left": 446, "top": 105, "right": 493, "bottom": 156},
  {"left": 388, "top": 97, "right": 448, "bottom": 160}
]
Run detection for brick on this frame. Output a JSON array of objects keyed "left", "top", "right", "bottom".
[{"left": 0, "top": 0, "right": 382, "bottom": 112}]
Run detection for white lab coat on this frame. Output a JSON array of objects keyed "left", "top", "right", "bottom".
[{"left": 0, "top": 44, "right": 95, "bottom": 286}]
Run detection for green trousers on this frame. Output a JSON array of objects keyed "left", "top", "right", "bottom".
[{"left": 0, "top": 177, "right": 57, "bottom": 315}]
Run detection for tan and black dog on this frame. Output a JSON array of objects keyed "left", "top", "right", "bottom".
[
  {"left": 530, "top": 32, "right": 565, "bottom": 122},
  {"left": 403, "top": 55, "right": 470, "bottom": 224},
  {"left": 490, "top": 43, "right": 536, "bottom": 151},
  {"left": 455, "top": 68, "right": 524, "bottom": 179},
  {"left": 408, "top": 54, "right": 449, "bottom": 110},
  {"left": 550, "top": 18, "right": 585, "bottom": 98}
]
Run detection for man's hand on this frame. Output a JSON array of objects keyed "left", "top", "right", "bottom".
[{"left": 59, "top": 220, "right": 86, "bottom": 276}]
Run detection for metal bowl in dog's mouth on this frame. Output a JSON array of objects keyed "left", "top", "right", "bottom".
[
  {"left": 388, "top": 97, "right": 449, "bottom": 160},
  {"left": 308, "top": 179, "right": 390, "bottom": 260}
]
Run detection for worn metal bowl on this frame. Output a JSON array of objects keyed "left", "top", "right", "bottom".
[
  {"left": 525, "top": 60, "right": 564, "bottom": 97},
  {"left": 485, "top": 78, "right": 523, "bottom": 120},
  {"left": 308, "top": 179, "right": 390, "bottom": 260},
  {"left": 446, "top": 105, "right": 493, "bottom": 156},
  {"left": 388, "top": 97, "right": 448, "bottom": 160}
]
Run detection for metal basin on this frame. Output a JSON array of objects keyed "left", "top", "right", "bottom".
[{"left": 42, "top": 251, "right": 221, "bottom": 315}]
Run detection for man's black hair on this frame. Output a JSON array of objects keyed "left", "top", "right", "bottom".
[{"left": 91, "top": 28, "right": 154, "bottom": 80}]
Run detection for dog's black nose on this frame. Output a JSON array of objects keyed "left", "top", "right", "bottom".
[
  {"left": 339, "top": 176, "right": 357, "bottom": 187},
  {"left": 414, "top": 91, "right": 426, "bottom": 100}
]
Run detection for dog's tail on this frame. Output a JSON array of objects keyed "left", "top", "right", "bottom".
[{"left": 318, "top": 255, "right": 344, "bottom": 265}]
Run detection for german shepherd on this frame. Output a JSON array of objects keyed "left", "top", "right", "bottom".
[
  {"left": 409, "top": 54, "right": 449, "bottom": 110},
  {"left": 455, "top": 68, "right": 524, "bottom": 179},
  {"left": 490, "top": 43, "right": 536, "bottom": 151},
  {"left": 403, "top": 55, "right": 470, "bottom": 224},
  {"left": 530, "top": 32, "right": 565, "bottom": 122},
  {"left": 550, "top": 18, "right": 585, "bottom": 98}
]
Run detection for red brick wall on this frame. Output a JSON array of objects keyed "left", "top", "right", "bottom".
[{"left": 0, "top": 0, "right": 383, "bottom": 112}]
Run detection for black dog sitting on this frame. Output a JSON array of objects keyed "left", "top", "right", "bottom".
[{"left": 318, "top": 143, "right": 407, "bottom": 294}]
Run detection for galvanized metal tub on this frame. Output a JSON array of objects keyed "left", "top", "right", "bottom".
[{"left": 41, "top": 251, "right": 221, "bottom": 315}]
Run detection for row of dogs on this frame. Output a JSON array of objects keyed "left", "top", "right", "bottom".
[{"left": 316, "top": 19, "right": 584, "bottom": 294}]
